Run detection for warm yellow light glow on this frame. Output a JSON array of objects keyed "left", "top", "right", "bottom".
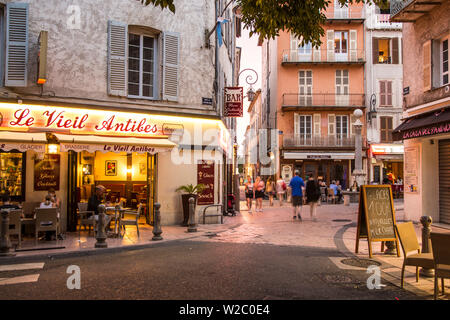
[{"left": 47, "top": 144, "right": 58, "bottom": 154}]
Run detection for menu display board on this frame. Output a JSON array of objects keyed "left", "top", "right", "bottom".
[
  {"left": 404, "top": 146, "right": 419, "bottom": 193},
  {"left": 355, "top": 185, "right": 400, "bottom": 258},
  {"left": 197, "top": 161, "right": 214, "bottom": 205},
  {"left": 34, "top": 154, "right": 60, "bottom": 191}
]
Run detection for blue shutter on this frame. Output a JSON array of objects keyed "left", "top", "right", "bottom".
[
  {"left": 107, "top": 21, "right": 128, "bottom": 96},
  {"left": 162, "top": 31, "right": 180, "bottom": 101},
  {"left": 5, "top": 3, "right": 29, "bottom": 87}
]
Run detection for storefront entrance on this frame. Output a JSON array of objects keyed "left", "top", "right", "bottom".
[
  {"left": 67, "top": 150, "right": 157, "bottom": 231},
  {"left": 293, "top": 160, "right": 350, "bottom": 188}
]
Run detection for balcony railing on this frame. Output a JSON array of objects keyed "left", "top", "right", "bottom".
[
  {"left": 282, "top": 93, "right": 365, "bottom": 108},
  {"left": 369, "top": 14, "right": 402, "bottom": 29},
  {"left": 283, "top": 134, "right": 356, "bottom": 148},
  {"left": 323, "top": 7, "right": 364, "bottom": 20},
  {"left": 282, "top": 49, "right": 365, "bottom": 64}
]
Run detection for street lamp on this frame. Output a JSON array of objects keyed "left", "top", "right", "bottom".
[
  {"left": 367, "top": 94, "right": 377, "bottom": 124},
  {"left": 352, "top": 109, "right": 366, "bottom": 187},
  {"left": 237, "top": 68, "right": 258, "bottom": 102}
]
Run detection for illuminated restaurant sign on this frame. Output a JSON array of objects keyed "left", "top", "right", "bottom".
[
  {"left": 60, "top": 143, "right": 167, "bottom": 154},
  {"left": 371, "top": 144, "right": 404, "bottom": 155}
]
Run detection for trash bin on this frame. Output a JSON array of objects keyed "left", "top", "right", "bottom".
[{"left": 344, "top": 194, "right": 350, "bottom": 206}]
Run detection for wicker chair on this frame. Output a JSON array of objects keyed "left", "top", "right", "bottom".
[
  {"left": 395, "top": 222, "right": 434, "bottom": 288},
  {"left": 119, "top": 204, "right": 143, "bottom": 238},
  {"left": 78, "top": 202, "right": 95, "bottom": 237},
  {"left": 430, "top": 232, "right": 450, "bottom": 299},
  {"left": 35, "top": 208, "right": 60, "bottom": 244},
  {"left": 8, "top": 209, "right": 23, "bottom": 248}
]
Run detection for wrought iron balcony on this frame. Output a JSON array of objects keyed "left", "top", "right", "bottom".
[
  {"left": 282, "top": 49, "right": 365, "bottom": 64},
  {"left": 283, "top": 134, "right": 356, "bottom": 148},
  {"left": 390, "top": 0, "right": 443, "bottom": 22},
  {"left": 282, "top": 93, "right": 365, "bottom": 110}
]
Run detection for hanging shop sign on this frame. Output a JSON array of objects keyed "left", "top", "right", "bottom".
[
  {"left": 370, "top": 144, "right": 404, "bottom": 155},
  {"left": 224, "top": 87, "right": 243, "bottom": 117},
  {"left": 34, "top": 154, "right": 60, "bottom": 191},
  {"left": 197, "top": 160, "right": 215, "bottom": 205}
]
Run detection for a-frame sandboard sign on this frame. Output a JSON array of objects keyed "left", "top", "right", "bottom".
[{"left": 355, "top": 185, "right": 400, "bottom": 258}]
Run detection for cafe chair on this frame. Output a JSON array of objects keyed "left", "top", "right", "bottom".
[
  {"left": 320, "top": 187, "right": 327, "bottom": 203},
  {"left": 327, "top": 188, "right": 336, "bottom": 204},
  {"left": 430, "top": 232, "right": 450, "bottom": 300},
  {"left": 119, "top": 204, "right": 143, "bottom": 238},
  {"left": 8, "top": 209, "right": 23, "bottom": 248},
  {"left": 35, "top": 208, "right": 60, "bottom": 244},
  {"left": 78, "top": 202, "right": 95, "bottom": 237},
  {"left": 395, "top": 222, "right": 434, "bottom": 288}
]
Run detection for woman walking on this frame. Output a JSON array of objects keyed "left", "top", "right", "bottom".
[
  {"left": 266, "top": 177, "right": 276, "bottom": 206},
  {"left": 254, "top": 176, "right": 265, "bottom": 212},
  {"left": 305, "top": 174, "right": 321, "bottom": 222},
  {"left": 244, "top": 176, "right": 254, "bottom": 213},
  {"left": 276, "top": 176, "right": 286, "bottom": 206}
]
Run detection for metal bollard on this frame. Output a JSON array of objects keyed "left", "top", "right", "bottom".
[
  {"left": 152, "top": 203, "right": 163, "bottom": 241},
  {"left": 95, "top": 204, "right": 108, "bottom": 248},
  {"left": 0, "top": 210, "right": 15, "bottom": 257},
  {"left": 419, "top": 216, "right": 434, "bottom": 277},
  {"left": 187, "top": 197, "right": 197, "bottom": 232}
]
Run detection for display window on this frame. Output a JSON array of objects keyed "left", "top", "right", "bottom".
[{"left": 0, "top": 152, "right": 25, "bottom": 201}]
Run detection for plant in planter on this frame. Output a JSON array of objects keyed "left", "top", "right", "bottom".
[{"left": 175, "top": 184, "right": 205, "bottom": 226}]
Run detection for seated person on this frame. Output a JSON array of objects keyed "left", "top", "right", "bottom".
[
  {"left": 40, "top": 195, "right": 55, "bottom": 208},
  {"left": 88, "top": 185, "right": 112, "bottom": 230},
  {"left": 329, "top": 180, "right": 343, "bottom": 203},
  {"left": 47, "top": 188, "right": 61, "bottom": 208},
  {"left": 0, "top": 194, "right": 20, "bottom": 210}
]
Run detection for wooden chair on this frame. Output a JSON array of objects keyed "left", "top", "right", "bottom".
[
  {"left": 320, "top": 187, "right": 327, "bottom": 202},
  {"left": 119, "top": 204, "right": 142, "bottom": 238},
  {"left": 35, "top": 208, "right": 60, "bottom": 244},
  {"left": 395, "top": 222, "right": 434, "bottom": 288},
  {"left": 8, "top": 209, "right": 22, "bottom": 248},
  {"left": 430, "top": 232, "right": 450, "bottom": 300},
  {"left": 78, "top": 202, "right": 95, "bottom": 237},
  {"left": 327, "top": 188, "right": 336, "bottom": 204},
  {"left": 21, "top": 201, "right": 41, "bottom": 218}
]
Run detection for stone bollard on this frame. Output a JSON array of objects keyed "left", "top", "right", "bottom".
[
  {"left": 419, "top": 216, "right": 434, "bottom": 277},
  {"left": 152, "top": 203, "right": 163, "bottom": 241},
  {"left": 0, "top": 210, "right": 15, "bottom": 257},
  {"left": 95, "top": 204, "right": 108, "bottom": 248},
  {"left": 187, "top": 197, "right": 197, "bottom": 233},
  {"left": 384, "top": 241, "right": 397, "bottom": 255}
]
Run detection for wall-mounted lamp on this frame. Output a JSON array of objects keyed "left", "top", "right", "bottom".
[
  {"left": 45, "top": 132, "right": 59, "bottom": 154},
  {"left": 367, "top": 93, "right": 377, "bottom": 124}
]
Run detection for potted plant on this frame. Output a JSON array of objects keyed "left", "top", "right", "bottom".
[{"left": 175, "top": 184, "right": 205, "bottom": 226}]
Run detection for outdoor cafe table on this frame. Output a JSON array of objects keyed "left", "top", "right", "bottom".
[{"left": 105, "top": 206, "right": 132, "bottom": 237}]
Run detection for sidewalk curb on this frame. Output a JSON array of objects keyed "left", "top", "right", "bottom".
[{"left": 0, "top": 222, "right": 243, "bottom": 264}]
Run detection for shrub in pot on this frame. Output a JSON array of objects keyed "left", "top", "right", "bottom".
[{"left": 175, "top": 184, "right": 205, "bottom": 226}]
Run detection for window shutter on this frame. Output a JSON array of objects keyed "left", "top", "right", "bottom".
[
  {"left": 327, "top": 30, "right": 334, "bottom": 62},
  {"left": 5, "top": 3, "right": 29, "bottom": 87},
  {"left": 107, "top": 21, "right": 127, "bottom": 96},
  {"left": 328, "top": 114, "right": 335, "bottom": 136},
  {"left": 294, "top": 113, "right": 299, "bottom": 143},
  {"left": 163, "top": 31, "right": 180, "bottom": 101},
  {"left": 380, "top": 117, "right": 386, "bottom": 142},
  {"left": 313, "top": 46, "right": 321, "bottom": 62},
  {"left": 392, "top": 37, "right": 399, "bottom": 64},
  {"left": 313, "top": 114, "right": 321, "bottom": 137},
  {"left": 349, "top": 30, "right": 357, "bottom": 62},
  {"left": 372, "top": 37, "right": 379, "bottom": 65},
  {"left": 350, "top": 114, "right": 356, "bottom": 135},
  {"left": 423, "top": 40, "right": 431, "bottom": 91},
  {"left": 387, "top": 81, "right": 392, "bottom": 106},
  {"left": 379, "top": 81, "right": 386, "bottom": 106},
  {"left": 290, "top": 33, "right": 298, "bottom": 61},
  {"left": 387, "top": 117, "right": 393, "bottom": 142}
]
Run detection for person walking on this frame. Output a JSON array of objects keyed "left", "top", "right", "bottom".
[
  {"left": 305, "top": 175, "right": 321, "bottom": 222},
  {"left": 244, "top": 176, "right": 254, "bottom": 213},
  {"left": 254, "top": 176, "right": 265, "bottom": 212},
  {"left": 276, "top": 176, "right": 287, "bottom": 206},
  {"left": 266, "top": 177, "right": 276, "bottom": 206},
  {"left": 289, "top": 171, "right": 305, "bottom": 220}
]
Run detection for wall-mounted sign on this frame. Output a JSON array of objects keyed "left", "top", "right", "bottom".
[
  {"left": 307, "top": 155, "right": 332, "bottom": 159},
  {"left": 403, "top": 87, "right": 410, "bottom": 95},
  {"left": 371, "top": 144, "right": 404, "bottom": 154},
  {"left": 404, "top": 146, "right": 419, "bottom": 193},
  {"left": 202, "top": 97, "right": 213, "bottom": 106},
  {"left": 162, "top": 123, "right": 184, "bottom": 136},
  {"left": 224, "top": 87, "right": 243, "bottom": 117},
  {"left": 34, "top": 154, "right": 60, "bottom": 191},
  {"left": 401, "top": 123, "right": 450, "bottom": 140},
  {"left": 197, "top": 160, "right": 215, "bottom": 205}
]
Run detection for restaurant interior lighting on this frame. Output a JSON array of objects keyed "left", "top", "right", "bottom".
[{"left": 47, "top": 143, "right": 58, "bottom": 154}]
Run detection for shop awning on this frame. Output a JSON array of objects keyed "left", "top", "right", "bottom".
[
  {"left": 0, "top": 131, "right": 47, "bottom": 152},
  {"left": 55, "top": 134, "right": 177, "bottom": 154},
  {"left": 393, "top": 108, "right": 450, "bottom": 141}
]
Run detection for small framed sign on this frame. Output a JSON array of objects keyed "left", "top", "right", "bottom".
[
  {"left": 224, "top": 87, "right": 243, "bottom": 117},
  {"left": 202, "top": 97, "right": 213, "bottom": 106},
  {"left": 403, "top": 87, "right": 410, "bottom": 95}
]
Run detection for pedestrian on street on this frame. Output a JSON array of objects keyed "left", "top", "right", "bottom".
[
  {"left": 276, "top": 175, "right": 286, "bottom": 206},
  {"left": 245, "top": 176, "right": 254, "bottom": 213},
  {"left": 254, "top": 176, "right": 265, "bottom": 212},
  {"left": 289, "top": 171, "right": 305, "bottom": 220},
  {"left": 266, "top": 177, "right": 276, "bottom": 206},
  {"left": 305, "top": 174, "right": 321, "bottom": 222}
]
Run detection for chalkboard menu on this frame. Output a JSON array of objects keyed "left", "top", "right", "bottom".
[
  {"left": 197, "top": 161, "right": 214, "bottom": 205},
  {"left": 34, "top": 154, "right": 60, "bottom": 191},
  {"left": 355, "top": 185, "right": 399, "bottom": 258}
]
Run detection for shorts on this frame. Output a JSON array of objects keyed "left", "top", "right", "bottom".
[
  {"left": 246, "top": 192, "right": 254, "bottom": 199},
  {"left": 292, "top": 195, "right": 303, "bottom": 207},
  {"left": 255, "top": 190, "right": 264, "bottom": 199}
]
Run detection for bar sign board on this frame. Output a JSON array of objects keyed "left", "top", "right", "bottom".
[
  {"left": 355, "top": 185, "right": 400, "bottom": 258},
  {"left": 224, "top": 87, "right": 243, "bottom": 117},
  {"left": 197, "top": 161, "right": 215, "bottom": 205}
]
